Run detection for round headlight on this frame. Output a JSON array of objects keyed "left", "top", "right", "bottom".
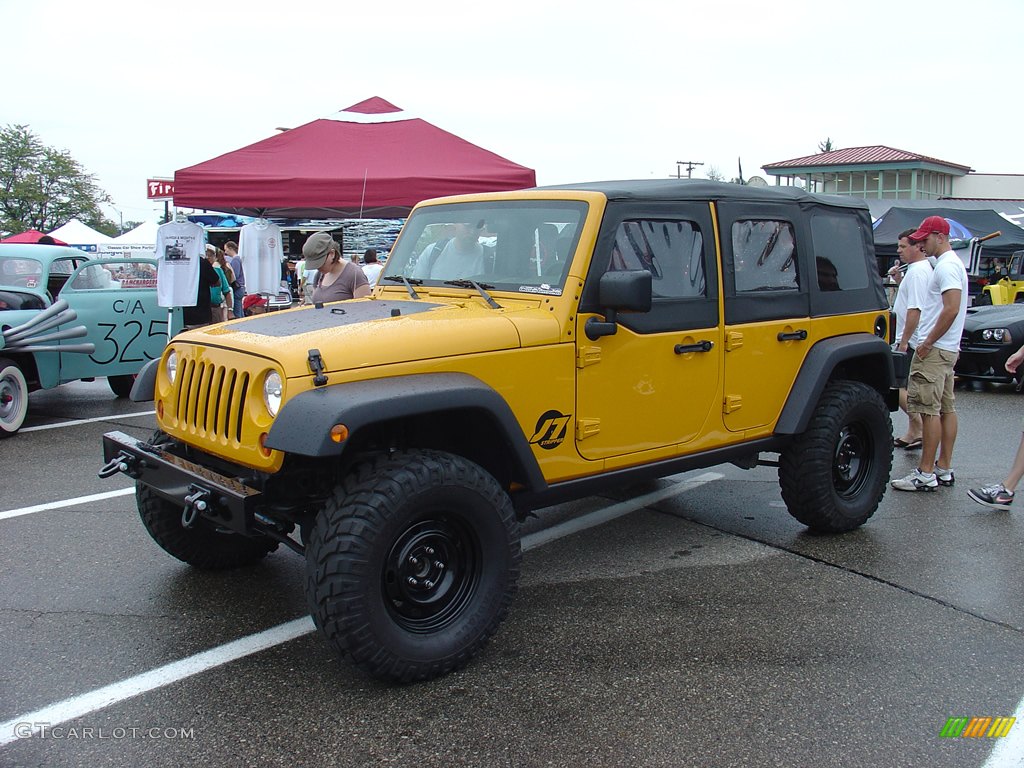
[
  {"left": 263, "top": 371, "right": 283, "bottom": 417},
  {"left": 165, "top": 350, "right": 178, "bottom": 384},
  {"left": 993, "top": 328, "right": 1006, "bottom": 342},
  {"left": 982, "top": 329, "right": 993, "bottom": 341}
]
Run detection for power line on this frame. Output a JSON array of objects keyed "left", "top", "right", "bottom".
[{"left": 674, "top": 160, "right": 704, "bottom": 179}]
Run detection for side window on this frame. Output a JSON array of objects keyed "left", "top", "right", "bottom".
[
  {"left": 48, "top": 258, "right": 81, "bottom": 296},
  {"left": 610, "top": 219, "right": 705, "bottom": 299},
  {"left": 70, "top": 260, "right": 157, "bottom": 290},
  {"left": 732, "top": 220, "right": 798, "bottom": 293},
  {"left": 810, "top": 212, "right": 869, "bottom": 292}
]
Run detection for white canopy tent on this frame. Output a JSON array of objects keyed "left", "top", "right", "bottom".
[
  {"left": 48, "top": 218, "right": 114, "bottom": 247},
  {"left": 113, "top": 220, "right": 160, "bottom": 245}
]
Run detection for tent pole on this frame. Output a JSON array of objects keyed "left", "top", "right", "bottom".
[{"left": 359, "top": 170, "right": 368, "bottom": 220}]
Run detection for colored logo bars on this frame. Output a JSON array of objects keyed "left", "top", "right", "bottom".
[{"left": 940, "top": 717, "right": 1016, "bottom": 738}]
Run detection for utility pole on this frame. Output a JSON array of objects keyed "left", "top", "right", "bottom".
[{"left": 675, "top": 160, "right": 704, "bottom": 179}]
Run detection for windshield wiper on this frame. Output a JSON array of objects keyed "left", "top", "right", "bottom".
[
  {"left": 383, "top": 274, "right": 422, "bottom": 299},
  {"left": 443, "top": 279, "right": 502, "bottom": 309}
]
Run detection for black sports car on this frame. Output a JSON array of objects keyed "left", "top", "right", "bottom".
[{"left": 956, "top": 304, "right": 1024, "bottom": 387}]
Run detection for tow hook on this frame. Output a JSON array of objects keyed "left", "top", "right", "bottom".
[
  {"left": 98, "top": 452, "right": 137, "bottom": 479},
  {"left": 182, "top": 486, "right": 212, "bottom": 528}
]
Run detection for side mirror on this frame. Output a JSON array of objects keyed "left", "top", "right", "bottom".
[{"left": 585, "top": 269, "right": 653, "bottom": 340}]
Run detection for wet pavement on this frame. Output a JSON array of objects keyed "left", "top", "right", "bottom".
[{"left": 1, "top": 379, "right": 1022, "bottom": 767}]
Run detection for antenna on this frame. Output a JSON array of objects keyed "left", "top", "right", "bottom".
[{"left": 675, "top": 160, "right": 704, "bottom": 179}]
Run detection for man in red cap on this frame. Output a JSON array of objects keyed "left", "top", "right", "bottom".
[{"left": 891, "top": 216, "right": 969, "bottom": 492}]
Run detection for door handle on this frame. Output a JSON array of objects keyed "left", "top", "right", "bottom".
[
  {"left": 777, "top": 330, "right": 808, "bottom": 342},
  {"left": 674, "top": 340, "right": 714, "bottom": 354}
]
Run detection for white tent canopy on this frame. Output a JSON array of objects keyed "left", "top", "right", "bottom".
[
  {"left": 48, "top": 218, "right": 114, "bottom": 245},
  {"left": 113, "top": 220, "right": 160, "bottom": 244}
]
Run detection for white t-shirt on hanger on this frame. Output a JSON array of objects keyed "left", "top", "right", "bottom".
[
  {"left": 154, "top": 220, "right": 206, "bottom": 307},
  {"left": 239, "top": 220, "right": 285, "bottom": 295}
]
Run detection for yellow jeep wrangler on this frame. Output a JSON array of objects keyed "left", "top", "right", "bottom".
[
  {"left": 978, "top": 249, "right": 1024, "bottom": 305},
  {"left": 101, "top": 181, "right": 900, "bottom": 682}
]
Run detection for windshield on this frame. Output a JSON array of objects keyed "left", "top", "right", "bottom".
[
  {"left": 382, "top": 201, "right": 587, "bottom": 295},
  {"left": 0, "top": 256, "right": 44, "bottom": 290}
]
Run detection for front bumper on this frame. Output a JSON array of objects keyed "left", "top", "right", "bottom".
[
  {"left": 101, "top": 430, "right": 262, "bottom": 535},
  {"left": 955, "top": 344, "right": 1019, "bottom": 384}
]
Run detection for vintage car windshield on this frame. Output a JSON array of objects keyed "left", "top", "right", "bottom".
[
  {"left": 382, "top": 201, "right": 587, "bottom": 295},
  {"left": 0, "top": 256, "right": 44, "bottom": 288}
]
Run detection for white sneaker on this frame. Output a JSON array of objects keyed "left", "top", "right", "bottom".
[
  {"left": 891, "top": 469, "right": 939, "bottom": 492},
  {"left": 935, "top": 466, "right": 955, "bottom": 487}
]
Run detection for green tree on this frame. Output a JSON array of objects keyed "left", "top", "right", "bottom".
[
  {"left": 0, "top": 124, "right": 113, "bottom": 235},
  {"left": 818, "top": 137, "right": 834, "bottom": 153}
]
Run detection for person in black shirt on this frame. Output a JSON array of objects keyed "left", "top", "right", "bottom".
[{"left": 183, "top": 255, "right": 222, "bottom": 327}]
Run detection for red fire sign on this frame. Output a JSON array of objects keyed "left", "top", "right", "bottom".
[{"left": 146, "top": 179, "right": 175, "bottom": 200}]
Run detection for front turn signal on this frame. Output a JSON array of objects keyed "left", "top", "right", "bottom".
[{"left": 330, "top": 424, "right": 349, "bottom": 444}]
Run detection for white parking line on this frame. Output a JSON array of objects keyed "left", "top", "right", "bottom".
[
  {"left": 0, "top": 471, "right": 719, "bottom": 746},
  {"left": 0, "top": 489, "right": 136, "bottom": 522},
  {"left": 982, "top": 693, "right": 1024, "bottom": 768},
  {"left": 0, "top": 618, "right": 316, "bottom": 747},
  {"left": 20, "top": 411, "right": 155, "bottom": 433}
]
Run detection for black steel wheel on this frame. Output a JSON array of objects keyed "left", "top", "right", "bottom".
[
  {"left": 305, "top": 449, "right": 521, "bottom": 682},
  {"left": 779, "top": 381, "right": 892, "bottom": 533},
  {"left": 832, "top": 422, "right": 872, "bottom": 500},
  {"left": 383, "top": 516, "right": 482, "bottom": 633}
]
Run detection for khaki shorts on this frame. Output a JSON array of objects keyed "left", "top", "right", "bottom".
[{"left": 907, "top": 348, "right": 958, "bottom": 416}]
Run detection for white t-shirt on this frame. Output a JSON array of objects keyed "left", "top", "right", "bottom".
[
  {"left": 154, "top": 221, "right": 205, "bottom": 307},
  {"left": 239, "top": 221, "right": 285, "bottom": 295},
  {"left": 362, "top": 262, "right": 384, "bottom": 288},
  {"left": 412, "top": 239, "right": 484, "bottom": 279},
  {"left": 918, "top": 250, "right": 969, "bottom": 352},
  {"left": 893, "top": 259, "right": 933, "bottom": 348}
]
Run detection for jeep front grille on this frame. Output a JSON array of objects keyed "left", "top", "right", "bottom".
[{"left": 175, "top": 357, "right": 250, "bottom": 443}]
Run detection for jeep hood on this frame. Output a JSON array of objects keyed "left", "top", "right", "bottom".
[{"left": 180, "top": 296, "right": 560, "bottom": 374}]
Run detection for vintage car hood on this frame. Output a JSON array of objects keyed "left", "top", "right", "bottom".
[
  {"left": 963, "top": 304, "right": 1024, "bottom": 331},
  {"left": 179, "top": 296, "right": 562, "bottom": 375}
]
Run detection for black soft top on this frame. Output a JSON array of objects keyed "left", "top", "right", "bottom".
[{"left": 533, "top": 179, "right": 868, "bottom": 211}]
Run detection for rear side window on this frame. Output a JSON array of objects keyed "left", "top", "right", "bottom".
[
  {"left": 732, "top": 220, "right": 798, "bottom": 293},
  {"left": 810, "top": 212, "right": 869, "bottom": 292}
]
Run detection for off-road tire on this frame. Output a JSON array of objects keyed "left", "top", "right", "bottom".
[
  {"left": 779, "top": 380, "right": 892, "bottom": 533},
  {"left": 136, "top": 483, "right": 278, "bottom": 569},
  {"left": 305, "top": 449, "right": 521, "bottom": 683},
  {"left": 0, "top": 357, "right": 28, "bottom": 438},
  {"left": 976, "top": 292, "right": 993, "bottom": 306},
  {"left": 108, "top": 374, "right": 136, "bottom": 398}
]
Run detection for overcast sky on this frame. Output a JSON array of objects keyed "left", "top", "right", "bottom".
[{"left": 6, "top": 0, "right": 1022, "bottom": 226}]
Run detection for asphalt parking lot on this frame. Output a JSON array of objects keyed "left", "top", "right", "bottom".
[{"left": 1, "top": 380, "right": 1022, "bottom": 767}]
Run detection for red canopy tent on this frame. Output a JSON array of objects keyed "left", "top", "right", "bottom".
[
  {"left": 0, "top": 230, "right": 68, "bottom": 245},
  {"left": 173, "top": 97, "right": 537, "bottom": 218}
]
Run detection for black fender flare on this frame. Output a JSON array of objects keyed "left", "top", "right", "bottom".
[
  {"left": 775, "top": 334, "right": 895, "bottom": 435},
  {"left": 130, "top": 358, "right": 159, "bottom": 402},
  {"left": 265, "top": 372, "right": 547, "bottom": 492}
]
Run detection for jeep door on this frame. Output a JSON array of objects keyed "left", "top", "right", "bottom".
[
  {"left": 575, "top": 205, "right": 721, "bottom": 460},
  {"left": 717, "top": 203, "right": 811, "bottom": 433},
  {"left": 56, "top": 258, "right": 182, "bottom": 382}
]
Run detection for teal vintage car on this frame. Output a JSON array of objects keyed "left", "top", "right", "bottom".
[{"left": 0, "top": 243, "right": 182, "bottom": 437}]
